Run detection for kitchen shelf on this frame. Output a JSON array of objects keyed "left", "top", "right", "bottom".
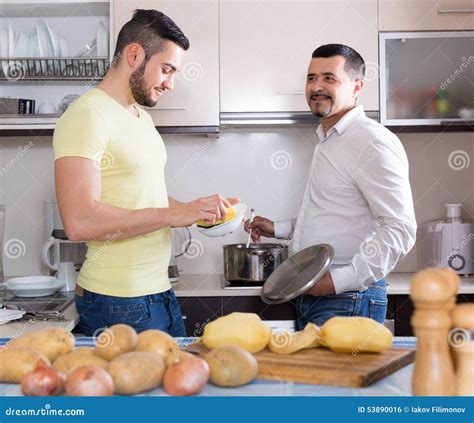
[{"left": 0, "top": 57, "right": 108, "bottom": 81}]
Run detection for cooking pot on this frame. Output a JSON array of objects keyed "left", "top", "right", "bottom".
[{"left": 223, "top": 243, "right": 288, "bottom": 282}]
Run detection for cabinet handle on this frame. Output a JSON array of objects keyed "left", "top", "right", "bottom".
[
  {"left": 145, "top": 106, "right": 187, "bottom": 110},
  {"left": 438, "top": 8, "right": 474, "bottom": 13},
  {"left": 276, "top": 90, "right": 305, "bottom": 95}
]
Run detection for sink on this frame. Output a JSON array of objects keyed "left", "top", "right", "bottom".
[{"left": 4, "top": 291, "right": 75, "bottom": 313}]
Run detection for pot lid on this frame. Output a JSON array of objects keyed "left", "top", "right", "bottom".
[{"left": 261, "top": 244, "right": 334, "bottom": 305}]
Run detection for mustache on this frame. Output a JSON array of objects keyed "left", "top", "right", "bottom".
[{"left": 310, "top": 91, "right": 332, "bottom": 100}]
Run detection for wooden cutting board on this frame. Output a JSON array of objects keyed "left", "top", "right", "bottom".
[{"left": 254, "top": 347, "right": 415, "bottom": 388}]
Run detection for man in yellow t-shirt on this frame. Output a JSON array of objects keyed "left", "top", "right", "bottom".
[{"left": 53, "top": 9, "right": 237, "bottom": 337}]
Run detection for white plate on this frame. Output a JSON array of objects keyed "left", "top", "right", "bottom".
[
  {"left": 14, "top": 32, "right": 29, "bottom": 57},
  {"left": 45, "top": 22, "right": 60, "bottom": 58},
  {"left": 7, "top": 280, "right": 65, "bottom": 298},
  {"left": 196, "top": 203, "right": 247, "bottom": 237},
  {"left": 0, "top": 309, "right": 26, "bottom": 325},
  {"left": 7, "top": 275, "right": 58, "bottom": 289},
  {"left": 97, "top": 20, "right": 108, "bottom": 57}
]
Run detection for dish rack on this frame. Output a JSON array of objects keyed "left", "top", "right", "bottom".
[{"left": 0, "top": 57, "right": 109, "bottom": 81}]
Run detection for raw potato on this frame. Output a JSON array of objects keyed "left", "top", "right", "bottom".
[
  {"left": 202, "top": 312, "right": 271, "bottom": 353},
  {"left": 0, "top": 346, "right": 51, "bottom": 383},
  {"left": 268, "top": 323, "right": 322, "bottom": 354},
  {"left": 94, "top": 324, "right": 138, "bottom": 361},
  {"left": 205, "top": 345, "right": 258, "bottom": 387},
  {"left": 320, "top": 316, "right": 393, "bottom": 354},
  {"left": 135, "top": 330, "right": 180, "bottom": 366},
  {"left": 107, "top": 351, "right": 166, "bottom": 395},
  {"left": 8, "top": 328, "right": 74, "bottom": 361},
  {"left": 53, "top": 347, "right": 109, "bottom": 375}
]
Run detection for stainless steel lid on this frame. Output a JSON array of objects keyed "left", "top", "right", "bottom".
[{"left": 261, "top": 244, "right": 334, "bottom": 304}]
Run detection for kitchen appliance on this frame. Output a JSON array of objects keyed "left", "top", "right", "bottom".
[
  {"left": 418, "top": 204, "right": 474, "bottom": 275},
  {"left": 42, "top": 201, "right": 86, "bottom": 290},
  {"left": 261, "top": 244, "right": 334, "bottom": 304},
  {"left": 222, "top": 243, "right": 288, "bottom": 288},
  {"left": 168, "top": 227, "right": 192, "bottom": 283}
]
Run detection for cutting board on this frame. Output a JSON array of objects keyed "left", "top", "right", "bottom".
[{"left": 254, "top": 347, "right": 415, "bottom": 388}]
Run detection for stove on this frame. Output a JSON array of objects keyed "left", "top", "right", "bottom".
[{"left": 220, "top": 274, "right": 265, "bottom": 290}]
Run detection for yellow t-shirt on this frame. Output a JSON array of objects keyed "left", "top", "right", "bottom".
[{"left": 53, "top": 88, "right": 171, "bottom": 297}]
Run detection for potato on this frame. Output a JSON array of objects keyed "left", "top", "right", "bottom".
[
  {"left": 320, "top": 316, "right": 393, "bottom": 354},
  {"left": 0, "top": 346, "right": 51, "bottom": 383},
  {"left": 205, "top": 345, "right": 258, "bottom": 387},
  {"left": 135, "top": 330, "right": 180, "bottom": 366},
  {"left": 8, "top": 328, "right": 74, "bottom": 361},
  {"left": 107, "top": 351, "right": 166, "bottom": 395},
  {"left": 202, "top": 312, "right": 271, "bottom": 353},
  {"left": 94, "top": 324, "right": 137, "bottom": 360},
  {"left": 53, "top": 347, "right": 109, "bottom": 375}
]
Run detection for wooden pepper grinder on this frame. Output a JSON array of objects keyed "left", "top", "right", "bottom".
[
  {"left": 411, "top": 268, "right": 459, "bottom": 395},
  {"left": 451, "top": 303, "right": 474, "bottom": 396}
]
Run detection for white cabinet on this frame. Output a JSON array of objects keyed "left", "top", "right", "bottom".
[
  {"left": 379, "top": 0, "right": 474, "bottom": 31},
  {"left": 113, "top": 0, "right": 219, "bottom": 128},
  {"left": 219, "top": 0, "right": 379, "bottom": 113}
]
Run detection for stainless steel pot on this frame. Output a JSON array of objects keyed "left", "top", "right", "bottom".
[{"left": 223, "top": 243, "right": 289, "bottom": 282}]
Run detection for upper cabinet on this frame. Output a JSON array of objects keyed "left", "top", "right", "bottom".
[
  {"left": 219, "top": 0, "right": 379, "bottom": 113},
  {"left": 113, "top": 0, "right": 219, "bottom": 128},
  {"left": 379, "top": 0, "right": 474, "bottom": 31}
]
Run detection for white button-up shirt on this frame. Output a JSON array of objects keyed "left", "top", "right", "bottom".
[{"left": 274, "top": 106, "right": 417, "bottom": 294}]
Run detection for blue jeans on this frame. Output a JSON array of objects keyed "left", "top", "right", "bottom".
[
  {"left": 295, "top": 279, "right": 387, "bottom": 330},
  {"left": 75, "top": 288, "right": 186, "bottom": 337}
]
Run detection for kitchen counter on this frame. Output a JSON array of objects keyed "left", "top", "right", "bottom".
[
  {"left": 0, "top": 337, "right": 416, "bottom": 396},
  {"left": 172, "top": 272, "right": 474, "bottom": 297},
  {"left": 0, "top": 300, "right": 79, "bottom": 339}
]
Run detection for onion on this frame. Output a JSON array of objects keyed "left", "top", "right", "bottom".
[
  {"left": 65, "top": 365, "right": 114, "bottom": 396},
  {"left": 163, "top": 353, "right": 210, "bottom": 396},
  {"left": 21, "top": 361, "right": 66, "bottom": 396}
]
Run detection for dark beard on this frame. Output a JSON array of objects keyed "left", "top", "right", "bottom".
[
  {"left": 129, "top": 61, "right": 156, "bottom": 108},
  {"left": 314, "top": 106, "right": 332, "bottom": 118}
]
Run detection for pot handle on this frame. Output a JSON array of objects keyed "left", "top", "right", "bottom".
[{"left": 41, "top": 237, "right": 60, "bottom": 271}]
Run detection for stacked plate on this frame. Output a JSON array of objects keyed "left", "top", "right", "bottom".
[
  {"left": 0, "top": 309, "right": 25, "bottom": 325},
  {"left": 6, "top": 276, "right": 64, "bottom": 298}
]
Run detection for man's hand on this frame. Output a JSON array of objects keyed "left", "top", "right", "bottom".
[
  {"left": 170, "top": 195, "right": 240, "bottom": 227},
  {"left": 243, "top": 216, "right": 275, "bottom": 243},
  {"left": 304, "top": 271, "right": 336, "bottom": 296}
]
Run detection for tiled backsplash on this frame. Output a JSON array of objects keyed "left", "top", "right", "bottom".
[{"left": 0, "top": 128, "right": 472, "bottom": 277}]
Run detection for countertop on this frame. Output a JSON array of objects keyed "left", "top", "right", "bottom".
[
  {"left": 0, "top": 337, "right": 417, "bottom": 396},
  {"left": 172, "top": 272, "right": 474, "bottom": 297}
]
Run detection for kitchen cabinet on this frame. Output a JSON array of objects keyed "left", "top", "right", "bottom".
[
  {"left": 219, "top": 0, "right": 379, "bottom": 113},
  {"left": 390, "top": 294, "right": 474, "bottom": 336},
  {"left": 177, "top": 297, "right": 223, "bottom": 337},
  {"left": 113, "top": 0, "right": 219, "bottom": 128},
  {"left": 379, "top": 0, "right": 474, "bottom": 31}
]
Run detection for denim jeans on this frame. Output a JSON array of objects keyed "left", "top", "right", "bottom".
[
  {"left": 74, "top": 288, "right": 186, "bottom": 337},
  {"left": 295, "top": 279, "right": 388, "bottom": 330}
]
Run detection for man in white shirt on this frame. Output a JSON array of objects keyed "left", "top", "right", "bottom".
[{"left": 245, "top": 44, "right": 416, "bottom": 328}]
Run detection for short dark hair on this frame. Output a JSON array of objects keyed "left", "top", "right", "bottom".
[
  {"left": 311, "top": 44, "right": 365, "bottom": 80},
  {"left": 113, "top": 9, "right": 190, "bottom": 64}
]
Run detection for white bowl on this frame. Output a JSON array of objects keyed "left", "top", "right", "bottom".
[
  {"left": 196, "top": 203, "right": 247, "bottom": 237},
  {"left": 7, "top": 280, "right": 65, "bottom": 298},
  {"left": 0, "top": 309, "right": 26, "bottom": 325}
]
